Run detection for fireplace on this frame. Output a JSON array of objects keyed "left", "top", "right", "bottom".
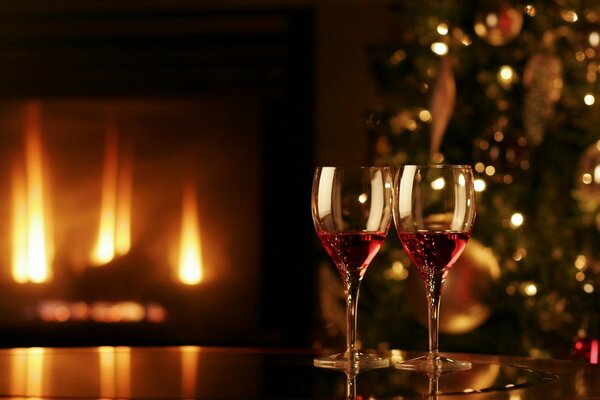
[{"left": 0, "top": 5, "right": 315, "bottom": 347}]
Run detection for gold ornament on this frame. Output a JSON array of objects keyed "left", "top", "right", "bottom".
[
  {"left": 429, "top": 55, "right": 456, "bottom": 161},
  {"left": 575, "top": 140, "right": 600, "bottom": 211},
  {"left": 474, "top": 0, "right": 524, "bottom": 46},
  {"left": 405, "top": 239, "right": 501, "bottom": 334}
]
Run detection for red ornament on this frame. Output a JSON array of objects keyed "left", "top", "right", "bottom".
[{"left": 572, "top": 337, "right": 599, "bottom": 364}]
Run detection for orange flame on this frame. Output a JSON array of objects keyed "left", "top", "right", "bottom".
[
  {"left": 11, "top": 102, "right": 52, "bottom": 283},
  {"left": 178, "top": 182, "right": 204, "bottom": 285},
  {"left": 92, "top": 124, "right": 132, "bottom": 265},
  {"left": 115, "top": 146, "right": 132, "bottom": 256}
]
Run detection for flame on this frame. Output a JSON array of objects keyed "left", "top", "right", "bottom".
[
  {"left": 115, "top": 146, "right": 132, "bottom": 256},
  {"left": 11, "top": 102, "right": 52, "bottom": 283},
  {"left": 92, "top": 124, "right": 132, "bottom": 265},
  {"left": 178, "top": 182, "right": 204, "bottom": 285}
]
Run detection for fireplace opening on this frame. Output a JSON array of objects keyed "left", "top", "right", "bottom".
[{"left": 0, "top": 5, "right": 315, "bottom": 347}]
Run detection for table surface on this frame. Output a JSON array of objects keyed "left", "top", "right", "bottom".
[{"left": 0, "top": 346, "right": 598, "bottom": 399}]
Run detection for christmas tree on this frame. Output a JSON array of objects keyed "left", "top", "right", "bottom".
[{"left": 358, "top": 0, "right": 600, "bottom": 360}]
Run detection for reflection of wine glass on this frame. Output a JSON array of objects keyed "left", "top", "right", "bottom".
[
  {"left": 393, "top": 165, "right": 476, "bottom": 374},
  {"left": 312, "top": 167, "right": 393, "bottom": 370}
]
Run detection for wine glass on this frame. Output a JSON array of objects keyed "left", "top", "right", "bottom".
[
  {"left": 312, "top": 166, "right": 393, "bottom": 370},
  {"left": 393, "top": 165, "right": 476, "bottom": 374}
]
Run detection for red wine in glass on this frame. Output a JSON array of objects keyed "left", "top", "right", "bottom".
[
  {"left": 393, "top": 164, "right": 476, "bottom": 374},
  {"left": 312, "top": 166, "right": 393, "bottom": 371},
  {"left": 318, "top": 232, "right": 386, "bottom": 280},
  {"left": 397, "top": 232, "right": 470, "bottom": 281}
]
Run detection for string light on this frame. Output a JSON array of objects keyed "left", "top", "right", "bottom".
[
  {"left": 522, "top": 282, "right": 538, "bottom": 296},
  {"left": 498, "top": 65, "right": 516, "bottom": 86},
  {"left": 575, "top": 255, "right": 587, "bottom": 270},
  {"left": 418, "top": 109, "right": 432, "bottom": 122},
  {"left": 560, "top": 10, "right": 578, "bottom": 22},
  {"left": 512, "top": 248, "right": 527, "bottom": 261},
  {"left": 431, "top": 42, "right": 449, "bottom": 55},
  {"left": 524, "top": 4, "right": 536, "bottom": 17},
  {"left": 384, "top": 261, "right": 409, "bottom": 281},
  {"left": 474, "top": 178, "right": 486, "bottom": 192},
  {"left": 510, "top": 212, "right": 524, "bottom": 228},
  {"left": 590, "top": 32, "right": 600, "bottom": 47},
  {"left": 437, "top": 23, "right": 449, "bottom": 35},
  {"left": 584, "top": 93, "right": 595, "bottom": 105},
  {"left": 582, "top": 173, "right": 593, "bottom": 184},
  {"left": 431, "top": 177, "right": 446, "bottom": 190},
  {"left": 390, "top": 50, "right": 406, "bottom": 65}
]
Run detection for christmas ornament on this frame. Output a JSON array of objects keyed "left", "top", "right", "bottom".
[
  {"left": 572, "top": 335, "right": 599, "bottom": 364},
  {"left": 405, "top": 239, "right": 501, "bottom": 334},
  {"left": 523, "top": 52, "right": 563, "bottom": 145},
  {"left": 474, "top": 0, "right": 524, "bottom": 46},
  {"left": 429, "top": 55, "right": 456, "bottom": 161},
  {"left": 576, "top": 140, "right": 600, "bottom": 211}
]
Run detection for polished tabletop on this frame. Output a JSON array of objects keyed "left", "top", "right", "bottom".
[{"left": 0, "top": 346, "right": 598, "bottom": 399}]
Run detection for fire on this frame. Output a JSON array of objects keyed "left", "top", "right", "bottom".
[
  {"left": 92, "top": 124, "right": 132, "bottom": 265},
  {"left": 178, "top": 182, "right": 204, "bottom": 285},
  {"left": 11, "top": 102, "right": 52, "bottom": 283}
]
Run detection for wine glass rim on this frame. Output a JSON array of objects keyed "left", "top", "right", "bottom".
[
  {"left": 315, "top": 166, "right": 391, "bottom": 170},
  {"left": 399, "top": 164, "right": 472, "bottom": 169}
]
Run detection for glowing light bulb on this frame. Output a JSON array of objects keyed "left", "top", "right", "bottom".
[
  {"left": 431, "top": 177, "right": 445, "bottom": 190},
  {"left": 437, "top": 23, "right": 449, "bottom": 35},
  {"left": 510, "top": 212, "right": 524, "bottom": 228},
  {"left": 575, "top": 255, "right": 587, "bottom": 270},
  {"left": 561, "top": 10, "right": 578, "bottom": 22},
  {"left": 473, "top": 178, "right": 486, "bottom": 192},
  {"left": 523, "top": 283, "right": 538, "bottom": 296},
  {"left": 431, "top": 42, "right": 448, "bottom": 55},
  {"left": 418, "top": 109, "right": 431, "bottom": 122},
  {"left": 498, "top": 65, "right": 515, "bottom": 82}
]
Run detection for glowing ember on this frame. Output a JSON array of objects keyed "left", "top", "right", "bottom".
[
  {"left": 37, "top": 300, "right": 166, "bottom": 323},
  {"left": 178, "top": 182, "right": 204, "bottom": 285},
  {"left": 93, "top": 124, "right": 132, "bottom": 265},
  {"left": 11, "top": 102, "right": 52, "bottom": 283}
]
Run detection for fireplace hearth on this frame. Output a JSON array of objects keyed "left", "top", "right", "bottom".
[{"left": 0, "top": 3, "right": 314, "bottom": 347}]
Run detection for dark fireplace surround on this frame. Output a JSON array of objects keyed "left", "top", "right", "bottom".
[{"left": 0, "top": 4, "right": 314, "bottom": 348}]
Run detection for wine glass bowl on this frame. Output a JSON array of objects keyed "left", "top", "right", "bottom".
[
  {"left": 393, "top": 165, "right": 476, "bottom": 374},
  {"left": 312, "top": 166, "right": 393, "bottom": 371}
]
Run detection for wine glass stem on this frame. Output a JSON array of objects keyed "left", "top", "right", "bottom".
[
  {"left": 425, "top": 274, "right": 444, "bottom": 359},
  {"left": 346, "top": 372, "right": 357, "bottom": 400},
  {"left": 345, "top": 274, "right": 361, "bottom": 362}
]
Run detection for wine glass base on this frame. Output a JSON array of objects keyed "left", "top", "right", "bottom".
[
  {"left": 314, "top": 352, "right": 389, "bottom": 371},
  {"left": 393, "top": 354, "right": 471, "bottom": 375}
]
